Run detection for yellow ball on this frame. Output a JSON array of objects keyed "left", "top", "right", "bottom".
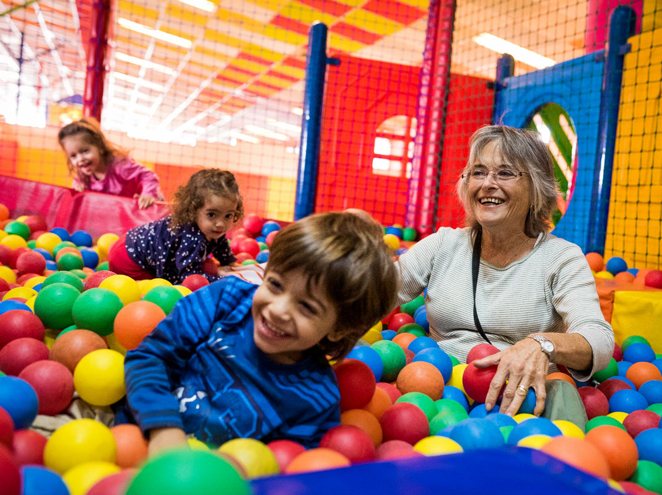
[
  {"left": 607, "top": 411, "right": 628, "bottom": 423},
  {"left": 44, "top": 419, "right": 116, "bottom": 474},
  {"left": 15, "top": 215, "right": 28, "bottom": 222},
  {"left": 96, "top": 233, "right": 119, "bottom": 257},
  {"left": 218, "top": 438, "right": 280, "bottom": 478},
  {"left": 361, "top": 327, "right": 382, "bottom": 345},
  {"left": 0, "top": 265, "right": 16, "bottom": 284},
  {"left": 447, "top": 363, "right": 468, "bottom": 391},
  {"left": 188, "top": 437, "right": 210, "bottom": 450},
  {"left": 0, "top": 234, "right": 27, "bottom": 250},
  {"left": 35, "top": 232, "right": 63, "bottom": 254},
  {"left": 63, "top": 461, "right": 120, "bottom": 495},
  {"left": 413, "top": 435, "right": 463, "bottom": 456},
  {"left": 608, "top": 479, "right": 626, "bottom": 493},
  {"left": 104, "top": 333, "right": 127, "bottom": 356},
  {"left": 595, "top": 270, "right": 614, "bottom": 280},
  {"left": 174, "top": 285, "right": 193, "bottom": 297},
  {"left": 151, "top": 278, "right": 173, "bottom": 287},
  {"left": 44, "top": 328, "right": 60, "bottom": 349},
  {"left": 24, "top": 296, "right": 36, "bottom": 311},
  {"left": 3, "top": 286, "right": 37, "bottom": 301},
  {"left": 517, "top": 434, "right": 552, "bottom": 449},
  {"left": 513, "top": 413, "right": 536, "bottom": 423},
  {"left": 553, "top": 419, "right": 585, "bottom": 439},
  {"left": 137, "top": 279, "right": 155, "bottom": 296},
  {"left": 73, "top": 349, "right": 126, "bottom": 406},
  {"left": 99, "top": 274, "right": 141, "bottom": 305},
  {"left": 24, "top": 275, "right": 46, "bottom": 289},
  {"left": 383, "top": 233, "right": 401, "bottom": 251},
  {"left": 0, "top": 231, "right": 6, "bottom": 241}
]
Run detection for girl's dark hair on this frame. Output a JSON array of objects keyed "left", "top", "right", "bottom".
[
  {"left": 57, "top": 117, "right": 126, "bottom": 174},
  {"left": 171, "top": 169, "right": 244, "bottom": 227},
  {"left": 267, "top": 212, "right": 398, "bottom": 360}
]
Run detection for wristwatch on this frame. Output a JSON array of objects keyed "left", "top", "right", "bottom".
[{"left": 528, "top": 334, "right": 556, "bottom": 362}]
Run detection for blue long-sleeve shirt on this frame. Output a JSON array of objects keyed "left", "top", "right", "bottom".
[{"left": 124, "top": 276, "right": 341, "bottom": 448}]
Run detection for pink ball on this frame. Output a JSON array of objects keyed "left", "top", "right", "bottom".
[
  {"left": 334, "top": 359, "right": 376, "bottom": 411},
  {"left": 466, "top": 343, "right": 500, "bottom": 363},
  {"left": 319, "top": 425, "right": 376, "bottom": 463},
  {"left": 15, "top": 251, "right": 46, "bottom": 276},
  {"left": 267, "top": 439, "right": 306, "bottom": 472},
  {"left": 644, "top": 270, "right": 662, "bottom": 289},
  {"left": 88, "top": 469, "right": 136, "bottom": 495},
  {"left": 242, "top": 214, "right": 264, "bottom": 236},
  {"left": 0, "top": 338, "right": 49, "bottom": 376},
  {"left": 18, "top": 360, "right": 74, "bottom": 415},
  {"left": 181, "top": 274, "right": 209, "bottom": 292},
  {"left": 380, "top": 402, "right": 429, "bottom": 444},
  {"left": 0, "top": 310, "right": 45, "bottom": 349},
  {"left": 376, "top": 439, "right": 423, "bottom": 460},
  {"left": 578, "top": 386, "right": 610, "bottom": 419},
  {"left": 265, "top": 230, "right": 279, "bottom": 246},
  {"left": 11, "top": 429, "right": 47, "bottom": 466},
  {"left": 235, "top": 238, "right": 260, "bottom": 259},
  {"left": 623, "top": 409, "right": 662, "bottom": 438},
  {"left": 83, "top": 270, "right": 116, "bottom": 291},
  {"left": 462, "top": 362, "right": 497, "bottom": 403},
  {"left": 0, "top": 407, "right": 14, "bottom": 448}
]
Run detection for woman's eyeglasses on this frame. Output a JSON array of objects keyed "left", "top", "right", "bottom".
[{"left": 462, "top": 167, "right": 526, "bottom": 183}]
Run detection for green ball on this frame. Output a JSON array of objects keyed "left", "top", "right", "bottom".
[
  {"left": 429, "top": 399, "right": 469, "bottom": 433},
  {"left": 400, "top": 295, "right": 425, "bottom": 316},
  {"left": 52, "top": 241, "right": 76, "bottom": 258},
  {"left": 34, "top": 282, "right": 80, "bottom": 329},
  {"left": 397, "top": 323, "right": 426, "bottom": 337},
  {"left": 72, "top": 288, "right": 123, "bottom": 336},
  {"left": 97, "top": 261, "right": 110, "bottom": 271},
  {"left": 241, "top": 260, "right": 257, "bottom": 265},
  {"left": 646, "top": 403, "right": 662, "bottom": 416},
  {"left": 258, "top": 241, "right": 268, "bottom": 251},
  {"left": 449, "top": 355, "right": 460, "bottom": 367},
  {"left": 500, "top": 425, "right": 514, "bottom": 442},
  {"left": 143, "top": 286, "right": 183, "bottom": 315},
  {"left": 56, "top": 252, "right": 84, "bottom": 271},
  {"left": 57, "top": 325, "right": 78, "bottom": 338},
  {"left": 69, "top": 269, "right": 87, "bottom": 279},
  {"left": 396, "top": 391, "right": 437, "bottom": 421},
  {"left": 42, "top": 271, "right": 84, "bottom": 292},
  {"left": 402, "top": 227, "right": 417, "bottom": 242},
  {"left": 629, "top": 460, "right": 662, "bottom": 494},
  {"left": 585, "top": 415, "right": 626, "bottom": 432},
  {"left": 592, "top": 358, "right": 618, "bottom": 382},
  {"left": 621, "top": 335, "right": 650, "bottom": 351},
  {"left": 371, "top": 340, "right": 406, "bottom": 382},
  {"left": 27, "top": 240, "right": 36, "bottom": 249},
  {"left": 4, "top": 221, "right": 30, "bottom": 239},
  {"left": 125, "top": 448, "right": 250, "bottom": 495}
]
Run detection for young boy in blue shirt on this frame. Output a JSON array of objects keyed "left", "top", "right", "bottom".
[{"left": 123, "top": 211, "right": 398, "bottom": 455}]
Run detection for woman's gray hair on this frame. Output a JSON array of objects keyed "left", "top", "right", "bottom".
[{"left": 456, "top": 125, "right": 558, "bottom": 237}]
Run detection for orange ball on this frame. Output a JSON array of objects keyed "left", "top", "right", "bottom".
[
  {"left": 614, "top": 271, "right": 635, "bottom": 283},
  {"left": 585, "top": 252, "right": 604, "bottom": 272},
  {"left": 341, "top": 409, "right": 383, "bottom": 447},
  {"left": 585, "top": 425, "right": 638, "bottom": 480},
  {"left": 49, "top": 329, "right": 109, "bottom": 373},
  {"left": 392, "top": 333, "right": 417, "bottom": 352},
  {"left": 0, "top": 204, "right": 9, "bottom": 221},
  {"left": 396, "top": 361, "right": 444, "bottom": 400},
  {"left": 625, "top": 361, "right": 662, "bottom": 389},
  {"left": 55, "top": 247, "right": 81, "bottom": 261},
  {"left": 541, "top": 436, "right": 611, "bottom": 479},
  {"left": 110, "top": 424, "right": 148, "bottom": 468},
  {"left": 363, "top": 386, "right": 392, "bottom": 420},
  {"left": 546, "top": 372, "right": 576, "bottom": 387},
  {"left": 113, "top": 301, "right": 166, "bottom": 350},
  {"left": 284, "top": 448, "right": 350, "bottom": 474}
]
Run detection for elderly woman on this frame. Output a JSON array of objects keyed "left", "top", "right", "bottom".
[{"left": 397, "top": 125, "right": 614, "bottom": 422}]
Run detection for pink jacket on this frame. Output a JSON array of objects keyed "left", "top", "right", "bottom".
[{"left": 74, "top": 156, "right": 163, "bottom": 199}]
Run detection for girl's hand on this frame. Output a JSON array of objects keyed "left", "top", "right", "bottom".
[
  {"left": 73, "top": 183, "right": 85, "bottom": 192},
  {"left": 137, "top": 194, "right": 156, "bottom": 209},
  {"left": 148, "top": 427, "right": 189, "bottom": 457}
]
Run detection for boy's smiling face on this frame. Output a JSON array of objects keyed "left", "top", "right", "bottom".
[{"left": 252, "top": 268, "right": 339, "bottom": 364}]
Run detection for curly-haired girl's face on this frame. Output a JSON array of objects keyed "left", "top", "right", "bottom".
[{"left": 195, "top": 194, "right": 240, "bottom": 241}]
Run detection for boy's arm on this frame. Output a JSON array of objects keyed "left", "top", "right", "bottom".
[{"left": 148, "top": 427, "right": 189, "bottom": 456}]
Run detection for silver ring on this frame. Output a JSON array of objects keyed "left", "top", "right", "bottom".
[{"left": 516, "top": 384, "right": 528, "bottom": 395}]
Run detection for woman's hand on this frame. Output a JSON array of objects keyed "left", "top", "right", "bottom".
[
  {"left": 148, "top": 427, "right": 189, "bottom": 457},
  {"left": 473, "top": 338, "right": 549, "bottom": 416},
  {"left": 137, "top": 194, "right": 156, "bottom": 209}
]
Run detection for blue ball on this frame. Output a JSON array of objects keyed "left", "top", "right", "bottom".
[
  {"left": 70, "top": 230, "right": 93, "bottom": 247},
  {"left": 414, "top": 308, "right": 429, "bottom": 332},
  {"left": 261, "top": 221, "right": 281, "bottom": 237},
  {"left": 79, "top": 248, "right": 99, "bottom": 269},
  {"left": 635, "top": 428, "right": 662, "bottom": 465},
  {"left": 517, "top": 388, "right": 537, "bottom": 414},
  {"left": 0, "top": 300, "right": 32, "bottom": 315},
  {"left": 408, "top": 336, "right": 438, "bottom": 354},
  {"left": 483, "top": 412, "right": 517, "bottom": 429},
  {"left": 447, "top": 418, "right": 505, "bottom": 450},
  {"left": 33, "top": 248, "right": 53, "bottom": 261},
  {"left": 652, "top": 358, "right": 662, "bottom": 374},
  {"left": 609, "top": 389, "right": 648, "bottom": 413},
  {"left": 45, "top": 260, "right": 57, "bottom": 271},
  {"left": 381, "top": 329, "right": 397, "bottom": 341},
  {"left": 617, "top": 360, "right": 632, "bottom": 376},
  {"left": 49, "top": 227, "right": 70, "bottom": 241},
  {"left": 0, "top": 376, "right": 39, "bottom": 429},
  {"left": 413, "top": 347, "right": 453, "bottom": 383},
  {"left": 605, "top": 256, "right": 628, "bottom": 275},
  {"left": 506, "top": 417, "right": 561, "bottom": 445},
  {"left": 623, "top": 342, "right": 656, "bottom": 363},
  {"left": 255, "top": 236, "right": 266, "bottom": 243},
  {"left": 384, "top": 226, "right": 403, "bottom": 238},
  {"left": 256, "top": 251, "right": 270, "bottom": 263},
  {"left": 395, "top": 247, "right": 408, "bottom": 256},
  {"left": 639, "top": 380, "right": 662, "bottom": 404},
  {"left": 469, "top": 403, "right": 500, "bottom": 418},
  {"left": 627, "top": 267, "right": 639, "bottom": 276},
  {"left": 347, "top": 345, "right": 384, "bottom": 381},
  {"left": 442, "top": 385, "right": 470, "bottom": 411},
  {"left": 22, "top": 466, "right": 69, "bottom": 495}
]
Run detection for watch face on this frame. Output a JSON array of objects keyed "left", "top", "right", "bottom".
[{"left": 542, "top": 341, "right": 554, "bottom": 353}]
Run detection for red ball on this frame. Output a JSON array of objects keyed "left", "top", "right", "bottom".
[
  {"left": 235, "top": 238, "right": 260, "bottom": 259},
  {"left": 88, "top": 469, "right": 136, "bottom": 495},
  {"left": 49, "top": 329, "right": 108, "bottom": 373},
  {"left": 7, "top": 247, "right": 29, "bottom": 269},
  {"left": 24, "top": 215, "right": 47, "bottom": 234},
  {"left": 466, "top": 343, "right": 500, "bottom": 363},
  {"left": 380, "top": 402, "right": 429, "bottom": 445},
  {"left": 0, "top": 278, "right": 9, "bottom": 293},
  {"left": 0, "top": 445, "right": 20, "bottom": 495},
  {"left": 0, "top": 407, "right": 14, "bottom": 448},
  {"left": 0, "top": 310, "right": 45, "bottom": 349},
  {"left": 376, "top": 382, "right": 402, "bottom": 403},
  {"left": 578, "top": 386, "right": 610, "bottom": 419},
  {"left": 11, "top": 429, "right": 47, "bottom": 466},
  {"left": 404, "top": 348, "right": 415, "bottom": 364},
  {"left": 619, "top": 481, "right": 657, "bottom": 495},
  {"left": 334, "top": 359, "right": 376, "bottom": 411},
  {"left": 376, "top": 440, "right": 422, "bottom": 460},
  {"left": 0, "top": 338, "right": 49, "bottom": 376},
  {"left": 623, "top": 409, "right": 662, "bottom": 438},
  {"left": 597, "top": 378, "right": 631, "bottom": 400},
  {"left": 462, "top": 362, "right": 498, "bottom": 403},
  {"left": 267, "top": 439, "right": 306, "bottom": 472},
  {"left": 15, "top": 251, "right": 46, "bottom": 276},
  {"left": 181, "top": 274, "right": 209, "bottom": 292},
  {"left": 388, "top": 313, "right": 414, "bottom": 332},
  {"left": 265, "top": 230, "right": 278, "bottom": 246},
  {"left": 19, "top": 360, "right": 74, "bottom": 415},
  {"left": 234, "top": 252, "right": 255, "bottom": 263},
  {"left": 83, "top": 270, "right": 116, "bottom": 291},
  {"left": 202, "top": 257, "right": 219, "bottom": 276},
  {"left": 242, "top": 214, "right": 264, "bottom": 236},
  {"left": 0, "top": 245, "right": 12, "bottom": 266},
  {"left": 644, "top": 270, "right": 662, "bottom": 289},
  {"left": 612, "top": 343, "right": 623, "bottom": 361},
  {"left": 319, "top": 425, "right": 376, "bottom": 463}
]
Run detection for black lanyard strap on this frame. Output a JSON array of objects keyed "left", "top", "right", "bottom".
[{"left": 472, "top": 229, "right": 493, "bottom": 345}]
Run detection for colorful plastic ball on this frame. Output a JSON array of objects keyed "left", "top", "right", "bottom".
[
  {"left": 623, "top": 343, "right": 656, "bottom": 363},
  {"left": 506, "top": 417, "right": 561, "bottom": 445},
  {"left": 0, "top": 406, "right": 13, "bottom": 448},
  {"left": 384, "top": 226, "right": 403, "bottom": 238},
  {"left": 12, "top": 429, "right": 47, "bottom": 466},
  {"left": 346, "top": 345, "right": 383, "bottom": 381},
  {"left": 49, "top": 329, "right": 108, "bottom": 372},
  {"left": 552, "top": 419, "right": 585, "bottom": 439},
  {"left": 113, "top": 301, "right": 165, "bottom": 350},
  {"left": 285, "top": 448, "right": 351, "bottom": 474},
  {"left": 260, "top": 221, "right": 280, "bottom": 237},
  {"left": 16, "top": 251, "right": 46, "bottom": 276},
  {"left": 644, "top": 270, "right": 662, "bottom": 289},
  {"left": 63, "top": 460, "right": 121, "bottom": 495},
  {"left": 88, "top": 469, "right": 136, "bottom": 495},
  {"left": 235, "top": 237, "right": 260, "bottom": 259},
  {"left": 0, "top": 266, "right": 17, "bottom": 285},
  {"left": 340, "top": 408, "right": 383, "bottom": 446},
  {"left": 99, "top": 275, "right": 141, "bottom": 305},
  {"left": 621, "top": 335, "right": 650, "bottom": 351},
  {"left": 363, "top": 386, "right": 393, "bottom": 420},
  {"left": 334, "top": 359, "right": 376, "bottom": 411},
  {"left": 0, "top": 376, "right": 38, "bottom": 429},
  {"left": 629, "top": 460, "right": 662, "bottom": 494},
  {"left": 541, "top": 436, "right": 611, "bottom": 478},
  {"left": 73, "top": 349, "right": 125, "bottom": 406},
  {"left": 639, "top": 380, "right": 662, "bottom": 404},
  {"left": 0, "top": 204, "right": 9, "bottom": 221},
  {"left": 43, "top": 419, "right": 116, "bottom": 474},
  {"left": 22, "top": 465, "right": 69, "bottom": 495},
  {"left": 623, "top": 409, "right": 661, "bottom": 438},
  {"left": 110, "top": 424, "right": 148, "bottom": 469},
  {"left": 71, "top": 288, "right": 123, "bottom": 336},
  {"left": 397, "top": 323, "right": 426, "bottom": 337},
  {"left": 517, "top": 434, "right": 552, "bottom": 449},
  {"left": 18, "top": 360, "right": 73, "bottom": 415},
  {"left": 42, "top": 272, "right": 83, "bottom": 291},
  {"left": 95, "top": 233, "right": 119, "bottom": 257},
  {"left": 414, "top": 435, "right": 463, "bottom": 456},
  {"left": 447, "top": 418, "right": 505, "bottom": 450},
  {"left": 396, "top": 391, "right": 437, "bottom": 421},
  {"left": 0, "top": 234, "right": 28, "bottom": 250},
  {"left": 0, "top": 445, "right": 21, "bottom": 495},
  {"left": 466, "top": 343, "right": 500, "bottom": 363},
  {"left": 180, "top": 274, "right": 209, "bottom": 292},
  {"left": 4, "top": 221, "right": 30, "bottom": 240},
  {"left": 484, "top": 412, "right": 517, "bottom": 429},
  {"left": 586, "top": 415, "right": 626, "bottom": 432},
  {"left": 319, "top": 424, "right": 376, "bottom": 463},
  {"left": 429, "top": 399, "right": 469, "bottom": 433},
  {"left": 371, "top": 340, "right": 406, "bottom": 382},
  {"left": 376, "top": 440, "right": 421, "bottom": 460},
  {"left": 242, "top": 214, "right": 264, "bottom": 236},
  {"left": 70, "top": 230, "right": 93, "bottom": 247},
  {"left": 609, "top": 389, "right": 648, "bottom": 413},
  {"left": 407, "top": 336, "right": 437, "bottom": 354},
  {"left": 48, "top": 227, "right": 69, "bottom": 242},
  {"left": 56, "top": 252, "right": 84, "bottom": 271},
  {"left": 635, "top": 428, "right": 662, "bottom": 465},
  {"left": 78, "top": 248, "right": 99, "bottom": 269},
  {"left": 462, "top": 362, "right": 497, "bottom": 403},
  {"left": 34, "top": 282, "right": 80, "bottom": 330},
  {"left": 469, "top": 403, "right": 499, "bottom": 418},
  {"left": 626, "top": 362, "right": 662, "bottom": 388},
  {"left": 380, "top": 402, "right": 429, "bottom": 445},
  {"left": 266, "top": 439, "right": 305, "bottom": 472},
  {"left": 396, "top": 361, "right": 444, "bottom": 400},
  {"left": 0, "top": 300, "right": 31, "bottom": 316},
  {"left": 605, "top": 256, "right": 628, "bottom": 275},
  {"left": 593, "top": 358, "right": 619, "bottom": 382},
  {"left": 442, "top": 385, "right": 469, "bottom": 411},
  {"left": 142, "top": 285, "right": 183, "bottom": 315},
  {"left": 413, "top": 347, "right": 452, "bottom": 384},
  {"left": 0, "top": 338, "right": 50, "bottom": 376},
  {"left": 0, "top": 310, "right": 45, "bottom": 349},
  {"left": 400, "top": 295, "right": 425, "bottom": 316},
  {"left": 598, "top": 377, "right": 633, "bottom": 399}
]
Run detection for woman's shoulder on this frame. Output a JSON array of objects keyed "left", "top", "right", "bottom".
[{"left": 539, "top": 234, "right": 584, "bottom": 257}]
